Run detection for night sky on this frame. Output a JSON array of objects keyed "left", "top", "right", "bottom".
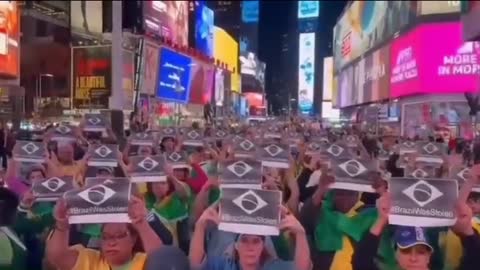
[{"left": 258, "top": 1, "right": 348, "bottom": 113}]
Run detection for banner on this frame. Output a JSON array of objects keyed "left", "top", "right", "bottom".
[
  {"left": 298, "top": 33, "right": 315, "bottom": 114},
  {"left": 331, "top": 158, "right": 376, "bottom": 192},
  {"left": 333, "top": 1, "right": 416, "bottom": 71},
  {"left": 352, "top": 44, "right": 390, "bottom": 105},
  {"left": 141, "top": 42, "right": 160, "bottom": 96},
  {"left": 72, "top": 46, "right": 111, "bottom": 109},
  {"left": 123, "top": 50, "right": 135, "bottom": 110},
  {"left": 298, "top": 1, "right": 320, "bottom": 19},
  {"left": 32, "top": 176, "right": 75, "bottom": 202},
  {"left": 389, "top": 177, "right": 457, "bottom": 227},
  {"left": 87, "top": 144, "right": 119, "bottom": 167},
  {"left": 233, "top": 138, "right": 257, "bottom": 159},
  {"left": 0, "top": 1, "right": 19, "bottom": 78},
  {"left": 195, "top": 3, "right": 214, "bottom": 57},
  {"left": 129, "top": 155, "right": 167, "bottom": 183},
  {"left": 143, "top": 1, "right": 189, "bottom": 46},
  {"left": 219, "top": 188, "right": 281, "bottom": 235},
  {"left": 165, "top": 151, "right": 189, "bottom": 169},
  {"left": 65, "top": 179, "right": 132, "bottom": 224},
  {"left": 70, "top": 1, "right": 103, "bottom": 37},
  {"left": 157, "top": 47, "right": 192, "bottom": 103},
  {"left": 220, "top": 159, "right": 262, "bottom": 188},
  {"left": 13, "top": 141, "right": 46, "bottom": 163},
  {"left": 390, "top": 22, "right": 480, "bottom": 98},
  {"left": 260, "top": 142, "right": 290, "bottom": 168}
]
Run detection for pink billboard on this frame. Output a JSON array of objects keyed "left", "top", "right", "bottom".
[{"left": 390, "top": 22, "right": 480, "bottom": 98}]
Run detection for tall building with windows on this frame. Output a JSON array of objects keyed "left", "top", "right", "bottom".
[{"left": 206, "top": 1, "right": 241, "bottom": 40}]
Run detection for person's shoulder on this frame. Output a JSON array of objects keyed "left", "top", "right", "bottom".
[{"left": 205, "top": 255, "right": 236, "bottom": 270}]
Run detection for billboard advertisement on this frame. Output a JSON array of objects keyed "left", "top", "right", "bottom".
[
  {"left": 240, "top": 96, "right": 247, "bottom": 117},
  {"left": 188, "top": 60, "right": 214, "bottom": 105},
  {"left": 0, "top": 1, "right": 19, "bottom": 78},
  {"left": 195, "top": 3, "right": 214, "bottom": 57},
  {"left": 156, "top": 47, "right": 192, "bottom": 103},
  {"left": 141, "top": 42, "right": 160, "bottom": 96},
  {"left": 338, "top": 65, "right": 354, "bottom": 108},
  {"left": 298, "top": 33, "right": 315, "bottom": 114},
  {"left": 462, "top": 0, "right": 480, "bottom": 41},
  {"left": 242, "top": 0, "right": 259, "bottom": 23},
  {"left": 390, "top": 22, "right": 480, "bottom": 98},
  {"left": 332, "top": 74, "right": 338, "bottom": 108},
  {"left": 143, "top": 1, "right": 189, "bottom": 46},
  {"left": 72, "top": 46, "right": 111, "bottom": 109},
  {"left": 240, "top": 52, "right": 264, "bottom": 93},
  {"left": 240, "top": 1, "right": 259, "bottom": 55},
  {"left": 333, "top": 1, "right": 416, "bottom": 72},
  {"left": 322, "top": 101, "right": 340, "bottom": 119},
  {"left": 70, "top": 1, "right": 103, "bottom": 36},
  {"left": 122, "top": 50, "right": 135, "bottom": 110},
  {"left": 213, "top": 26, "right": 239, "bottom": 92},
  {"left": 322, "top": 57, "right": 333, "bottom": 101},
  {"left": 298, "top": 1, "right": 320, "bottom": 19},
  {"left": 418, "top": 1, "right": 460, "bottom": 15},
  {"left": 214, "top": 68, "right": 224, "bottom": 106},
  {"left": 352, "top": 43, "right": 390, "bottom": 105},
  {"left": 244, "top": 92, "right": 263, "bottom": 107}
]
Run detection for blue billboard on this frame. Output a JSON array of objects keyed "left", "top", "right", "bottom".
[
  {"left": 157, "top": 48, "right": 192, "bottom": 103},
  {"left": 298, "top": 1, "right": 320, "bottom": 19},
  {"left": 242, "top": 0, "right": 259, "bottom": 23},
  {"left": 195, "top": 3, "right": 214, "bottom": 57}
]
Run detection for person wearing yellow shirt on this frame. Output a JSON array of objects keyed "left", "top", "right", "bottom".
[
  {"left": 47, "top": 143, "right": 86, "bottom": 185},
  {"left": 45, "top": 196, "right": 162, "bottom": 270}
]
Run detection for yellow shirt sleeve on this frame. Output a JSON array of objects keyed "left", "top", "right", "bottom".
[{"left": 70, "top": 244, "right": 147, "bottom": 270}]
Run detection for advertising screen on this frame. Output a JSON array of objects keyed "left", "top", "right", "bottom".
[
  {"left": 240, "top": 52, "right": 264, "bottom": 93},
  {"left": 338, "top": 66, "right": 354, "bottom": 108},
  {"left": 156, "top": 47, "right": 192, "bottom": 103},
  {"left": 419, "top": 1, "right": 460, "bottom": 15},
  {"left": 141, "top": 42, "right": 160, "bottom": 96},
  {"left": 242, "top": 0, "right": 259, "bottom": 23},
  {"left": 70, "top": 1, "right": 103, "bottom": 36},
  {"left": 351, "top": 43, "right": 390, "bottom": 105},
  {"left": 322, "top": 57, "right": 333, "bottom": 101},
  {"left": 0, "top": 1, "right": 19, "bottom": 78},
  {"left": 195, "top": 3, "right": 214, "bottom": 57},
  {"left": 390, "top": 22, "right": 480, "bottom": 98},
  {"left": 214, "top": 68, "right": 224, "bottom": 106},
  {"left": 188, "top": 60, "right": 214, "bottom": 105},
  {"left": 244, "top": 92, "right": 263, "bottom": 107},
  {"left": 72, "top": 46, "right": 111, "bottom": 109},
  {"left": 322, "top": 101, "right": 340, "bottom": 119},
  {"left": 240, "top": 96, "right": 247, "bottom": 117},
  {"left": 213, "top": 26, "right": 239, "bottom": 91},
  {"left": 298, "top": 33, "right": 315, "bottom": 114},
  {"left": 298, "top": 1, "right": 320, "bottom": 19},
  {"left": 122, "top": 50, "right": 135, "bottom": 110},
  {"left": 333, "top": 1, "right": 416, "bottom": 72},
  {"left": 143, "top": 1, "right": 189, "bottom": 46}
]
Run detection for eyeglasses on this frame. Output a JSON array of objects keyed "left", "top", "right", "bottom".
[{"left": 101, "top": 231, "right": 130, "bottom": 242}]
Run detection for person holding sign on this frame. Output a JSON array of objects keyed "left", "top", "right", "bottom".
[
  {"left": 45, "top": 196, "right": 162, "bottom": 270},
  {"left": 189, "top": 207, "right": 311, "bottom": 270}
]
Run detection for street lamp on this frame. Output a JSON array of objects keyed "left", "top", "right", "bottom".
[{"left": 35, "top": 73, "right": 54, "bottom": 112}]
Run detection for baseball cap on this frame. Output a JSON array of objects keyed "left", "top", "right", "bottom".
[
  {"left": 144, "top": 246, "right": 190, "bottom": 270},
  {"left": 394, "top": 226, "right": 433, "bottom": 252}
]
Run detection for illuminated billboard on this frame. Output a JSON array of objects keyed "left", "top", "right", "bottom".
[
  {"left": 298, "top": 33, "right": 315, "bottom": 114},
  {"left": 298, "top": 1, "right": 320, "bottom": 19},
  {"left": 322, "top": 57, "right": 333, "bottom": 101},
  {"left": 213, "top": 26, "right": 240, "bottom": 93},
  {"left": 195, "top": 2, "right": 214, "bottom": 57},
  {"left": 143, "top": 1, "right": 189, "bottom": 46}
]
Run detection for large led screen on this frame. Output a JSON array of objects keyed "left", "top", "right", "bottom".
[
  {"left": 143, "top": 1, "right": 189, "bottom": 46},
  {"left": 0, "top": 1, "right": 19, "bottom": 78},
  {"left": 188, "top": 60, "right": 214, "bottom": 105},
  {"left": 240, "top": 52, "right": 264, "bottom": 93},
  {"left": 322, "top": 57, "right": 333, "bottom": 101},
  {"left": 213, "top": 26, "right": 239, "bottom": 92},
  {"left": 298, "top": 33, "right": 315, "bottom": 114},
  {"left": 156, "top": 48, "right": 192, "bottom": 103},
  {"left": 298, "top": 1, "right": 320, "bottom": 19},
  {"left": 195, "top": 3, "right": 214, "bottom": 57},
  {"left": 214, "top": 68, "right": 224, "bottom": 106},
  {"left": 390, "top": 22, "right": 480, "bottom": 98},
  {"left": 242, "top": 0, "right": 259, "bottom": 23}
]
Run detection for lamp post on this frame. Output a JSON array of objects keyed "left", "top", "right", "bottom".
[{"left": 35, "top": 73, "right": 53, "bottom": 112}]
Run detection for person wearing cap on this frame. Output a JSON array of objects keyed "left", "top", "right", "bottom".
[
  {"left": 0, "top": 187, "right": 27, "bottom": 270},
  {"left": 189, "top": 207, "right": 311, "bottom": 270},
  {"left": 352, "top": 191, "right": 480, "bottom": 270}
]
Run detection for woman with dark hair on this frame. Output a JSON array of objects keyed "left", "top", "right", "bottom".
[
  {"left": 45, "top": 196, "right": 162, "bottom": 270},
  {"left": 144, "top": 170, "right": 191, "bottom": 253}
]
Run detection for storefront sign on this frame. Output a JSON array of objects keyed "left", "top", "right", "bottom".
[
  {"left": 72, "top": 46, "right": 111, "bottom": 109},
  {"left": 390, "top": 22, "right": 480, "bottom": 98}
]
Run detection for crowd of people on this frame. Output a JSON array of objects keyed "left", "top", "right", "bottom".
[{"left": 0, "top": 116, "right": 480, "bottom": 270}]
